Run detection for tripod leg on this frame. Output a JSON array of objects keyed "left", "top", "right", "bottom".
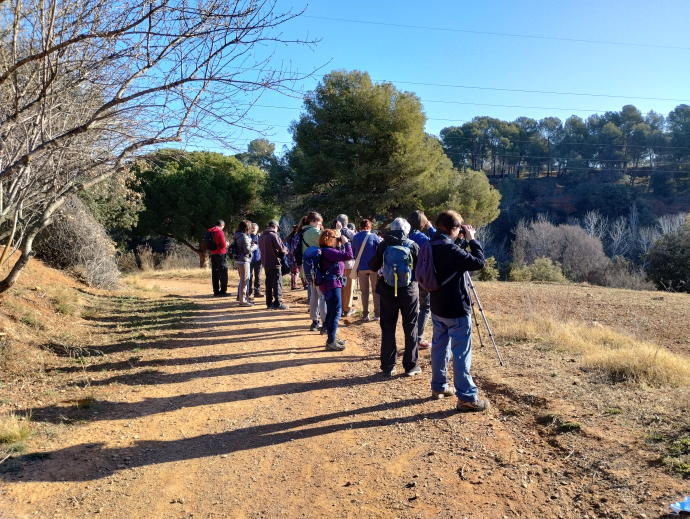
[
  {"left": 465, "top": 272, "right": 504, "bottom": 366},
  {"left": 470, "top": 297, "right": 485, "bottom": 348}
]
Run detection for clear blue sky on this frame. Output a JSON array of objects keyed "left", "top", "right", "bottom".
[{"left": 209, "top": 0, "right": 690, "bottom": 155}]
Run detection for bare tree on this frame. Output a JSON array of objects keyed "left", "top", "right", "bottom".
[
  {"left": 0, "top": 0, "right": 316, "bottom": 291},
  {"left": 581, "top": 210, "right": 609, "bottom": 239},
  {"left": 658, "top": 212, "right": 688, "bottom": 235},
  {"left": 638, "top": 226, "right": 660, "bottom": 256},
  {"left": 607, "top": 217, "right": 631, "bottom": 258}
]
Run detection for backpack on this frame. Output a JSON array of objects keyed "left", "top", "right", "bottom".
[
  {"left": 416, "top": 238, "right": 458, "bottom": 292},
  {"left": 316, "top": 256, "right": 346, "bottom": 287},
  {"left": 227, "top": 236, "right": 242, "bottom": 260},
  {"left": 292, "top": 232, "right": 304, "bottom": 266},
  {"left": 302, "top": 246, "right": 322, "bottom": 282},
  {"left": 382, "top": 240, "right": 414, "bottom": 296},
  {"left": 205, "top": 230, "right": 218, "bottom": 252}
]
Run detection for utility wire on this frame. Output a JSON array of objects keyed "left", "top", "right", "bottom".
[
  {"left": 373, "top": 79, "right": 690, "bottom": 103},
  {"left": 303, "top": 15, "right": 690, "bottom": 51}
]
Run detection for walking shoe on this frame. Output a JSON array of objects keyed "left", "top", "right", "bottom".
[
  {"left": 374, "top": 315, "right": 381, "bottom": 322},
  {"left": 239, "top": 302, "right": 253, "bottom": 307},
  {"left": 254, "top": 291, "right": 263, "bottom": 297},
  {"left": 362, "top": 314, "right": 370, "bottom": 322},
  {"left": 418, "top": 339, "right": 431, "bottom": 350},
  {"left": 291, "top": 286, "right": 301, "bottom": 290},
  {"left": 431, "top": 388, "right": 455, "bottom": 400},
  {"left": 404, "top": 366, "right": 422, "bottom": 377},
  {"left": 266, "top": 304, "right": 274, "bottom": 310},
  {"left": 334, "top": 337, "right": 346, "bottom": 346},
  {"left": 320, "top": 327, "right": 327, "bottom": 335},
  {"left": 382, "top": 367, "right": 396, "bottom": 377},
  {"left": 325, "top": 341, "right": 346, "bottom": 351},
  {"left": 343, "top": 309, "right": 356, "bottom": 317},
  {"left": 456, "top": 397, "right": 491, "bottom": 413},
  {"left": 309, "top": 321, "right": 322, "bottom": 332},
  {"left": 274, "top": 303, "right": 289, "bottom": 310}
]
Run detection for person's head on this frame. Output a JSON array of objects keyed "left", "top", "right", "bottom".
[
  {"left": 251, "top": 223, "right": 259, "bottom": 235},
  {"left": 318, "top": 229, "right": 338, "bottom": 248},
  {"left": 295, "top": 216, "right": 308, "bottom": 234},
  {"left": 390, "top": 217, "right": 411, "bottom": 237},
  {"left": 347, "top": 223, "right": 356, "bottom": 231},
  {"left": 360, "top": 219, "right": 373, "bottom": 231},
  {"left": 268, "top": 219, "right": 279, "bottom": 231},
  {"left": 335, "top": 214, "right": 348, "bottom": 228},
  {"left": 216, "top": 219, "right": 225, "bottom": 230},
  {"left": 407, "top": 210, "right": 428, "bottom": 232},
  {"left": 236, "top": 220, "right": 251, "bottom": 235},
  {"left": 435, "top": 210, "right": 464, "bottom": 240},
  {"left": 307, "top": 211, "right": 323, "bottom": 229}
]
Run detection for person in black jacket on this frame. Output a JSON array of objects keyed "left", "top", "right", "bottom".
[
  {"left": 368, "top": 217, "right": 421, "bottom": 377},
  {"left": 428, "top": 210, "right": 488, "bottom": 412}
]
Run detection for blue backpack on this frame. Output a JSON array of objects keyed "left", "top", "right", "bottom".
[
  {"left": 303, "top": 246, "right": 322, "bottom": 282},
  {"left": 382, "top": 240, "right": 414, "bottom": 296}
]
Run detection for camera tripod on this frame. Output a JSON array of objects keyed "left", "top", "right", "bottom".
[{"left": 465, "top": 272, "right": 504, "bottom": 366}]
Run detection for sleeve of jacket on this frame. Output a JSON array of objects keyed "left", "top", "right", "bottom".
[
  {"left": 275, "top": 234, "right": 288, "bottom": 256},
  {"left": 452, "top": 240, "right": 485, "bottom": 272},
  {"left": 368, "top": 242, "right": 385, "bottom": 271},
  {"left": 328, "top": 243, "right": 353, "bottom": 261}
]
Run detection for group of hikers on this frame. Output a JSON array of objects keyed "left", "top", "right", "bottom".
[{"left": 206, "top": 209, "right": 490, "bottom": 413}]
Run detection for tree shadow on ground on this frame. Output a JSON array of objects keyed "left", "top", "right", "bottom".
[{"left": 4, "top": 393, "right": 457, "bottom": 482}]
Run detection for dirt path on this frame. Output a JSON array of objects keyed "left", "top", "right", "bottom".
[{"left": 1, "top": 276, "right": 685, "bottom": 519}]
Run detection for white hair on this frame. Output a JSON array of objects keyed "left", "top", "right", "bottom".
[
  {"left": 390, "top": 217, "right": 411, "bottom": 236},
  {"left": 336, "top": 214, "right": 348, "bottom": 226},
  {"left": 251, "top": 223, "right": 259, "bottom": 229}
]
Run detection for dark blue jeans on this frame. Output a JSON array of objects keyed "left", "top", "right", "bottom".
[{"left": 324, "top": 287, "right": 342, "bottom": 343}]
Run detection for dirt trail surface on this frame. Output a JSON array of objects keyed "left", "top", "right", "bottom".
[{"left": 1, "top": 275, "right": 686, "bottom": 519}]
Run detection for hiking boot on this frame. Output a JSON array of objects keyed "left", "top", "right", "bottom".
[
  {"left": 309, "top": 321, "right": 322, "bottom": 332},
  {"left": 431, "top": 388, "right": 455, "bottom": 400},
  {"left": 382, "top": 367, "right": 396, "bottom": 377},
  {"left": 325, "top": 341, "right": 346, "bottom": 351},
  {"left": 456, "top": 397, "right": 491, "bottom": 413},
  {"left": 274, "top": 303, "right": 289, "bottom": 310},
  {"left": 404, "top": 366, "right": 422, "bottom": 377},
  {"left": 417, "top": 339, "right": 431, "bottom": 350}
]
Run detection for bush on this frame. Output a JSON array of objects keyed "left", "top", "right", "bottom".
[
  {"left": 120, "top": 242, "right": 200, "bottom": 273},
  {"left": 645, "top": 215, "right": 690, "bottom": 292},
  {"left": 508, "top": 265, "right": 532, "bottom": 282},
  {"left": 476, "top": 256, "right": 499, "bottom": 281},
  {"left": 528, "top": 257, "right": 568, "bottom": 283},
  {"left": 513, "top": 219, "right": 610, "bottom": 284},
  {"left": 604, "top": 257, "right": 655, "bottom": 291},
  {"left": 34, "top": 197, "right": 119, "bottom": 289}
]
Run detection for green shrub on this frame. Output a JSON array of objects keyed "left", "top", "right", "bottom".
[
  {"left": 508, "top": 265, "right": 532, "bottom": 282},
  {"left": 645, "top": 216, "right": 690, "bottom": 292},
  {"left": 477, "top": 256, "right": 499, "bottom": 281},
  {"left": 528, "top": 257, "right": 568, "bottom": 283}
]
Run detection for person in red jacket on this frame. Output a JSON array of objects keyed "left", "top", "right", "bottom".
[{"left": 208, "top": 220, "right": 228, "bottom": 296}]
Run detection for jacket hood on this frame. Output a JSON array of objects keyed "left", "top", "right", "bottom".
[
  {"left": 384, "top": 230, "right": 408, "bottom": 246},
  {"left": 234, "top": 231, "right": 247, "bottom": 239},
  {"left": 262, "top": 227, "right": 277, "bottom": 235}
]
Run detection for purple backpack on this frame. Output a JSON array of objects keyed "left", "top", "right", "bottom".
[{"left": 416, "top": 238, "right": 458, "bottom": 292}]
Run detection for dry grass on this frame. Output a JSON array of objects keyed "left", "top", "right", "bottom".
[
  {"left": 492, "top": 314, "right": 690, "bottom": 387},
  {"left": 0, "top": 413, "right": 31, "bottom": 444},
  {"left": 134, "top": 268, "right": 209, "bottom": 280}
]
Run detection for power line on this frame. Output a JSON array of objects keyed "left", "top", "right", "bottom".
[
  {"left": 372, "top": 79, "right": 690, "bottom": 103},
  {"left": 303, "top": 15, "right": 690, "bottom": 51}
]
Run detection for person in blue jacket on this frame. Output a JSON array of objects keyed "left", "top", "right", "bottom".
[
  {"left": 407, "top": 210, "right": 436, "bottom": 351},
  {"left": 351, "top": 219, "right": 382, "bottom": 321}
]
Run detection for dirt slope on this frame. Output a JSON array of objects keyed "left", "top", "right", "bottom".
[{"left": 1, "top": 273, "right": 687, "bottom": 519}]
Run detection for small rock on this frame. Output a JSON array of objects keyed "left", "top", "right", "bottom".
[
  {"left": 406, "top": 481, "right": 417, "bottom": 488},
  {"left": 220, "top": 455, "right": 228, "bottom": 459}
]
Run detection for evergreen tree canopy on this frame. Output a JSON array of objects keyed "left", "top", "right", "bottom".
[
  {"left": 645, "top": 215, "right": 690, "bottom": 292},
  {"left": 288, "top": 70, "right": 500, "bottom": 226},
  {"left": 133, "top": 150, "right": 276, "bottom": 265}
]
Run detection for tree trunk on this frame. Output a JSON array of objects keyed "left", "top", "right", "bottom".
[
  {"left": 164, "top": 234, "right": 207, "bottom": 268},
  {"left": 0, "top": 225, "right": 40, "bottom": 293}
]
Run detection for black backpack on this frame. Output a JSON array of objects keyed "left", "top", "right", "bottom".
[
  {"left": 205, "top": 230, "right": 218, "bottom": 252},
  {"left": 293, "top": 231, "right": 304, "bottom": 266},
  {"left": 227, "top": 236, "right": 242, "bottom": 260}
]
